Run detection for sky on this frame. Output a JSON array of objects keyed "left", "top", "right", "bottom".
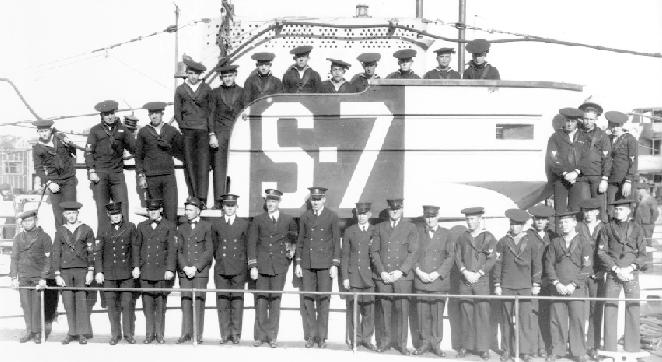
[{"left": 1, "top": 0, "right": 661, "bottom": 138}]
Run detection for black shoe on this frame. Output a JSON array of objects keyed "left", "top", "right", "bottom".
[
  {"left": 362, "top": 342, "right": 377, "bottom": 351},
  {"left": 546, "top": 355, "right": 558, "bottom": 362},
  {"left": 219, "top": 337, "right": 229, "bottom": 344},
  {"left": 318, "top": 339, "right": 327, "bottom": 348},
  {"left": 397, "top": 346, "right": 412, "bottom": 356},
  {"left": 457, "top": 348, "right": 467, "bottom": 358},
  {"left": 587, "top": 349, "right": 599, "bottom": 360},
  {"left": 33, "top": 334, "right": 41, "bottom": 344},
  {"left": 156, "top": 336, "right": 165, "bottom": 344},
  {"left": 492, "top": 348, "right": 504, "bottom": 356},
  {"left": 305, "top": 338, "right": 315, "bottom": 348},
  {"left": 253, "top": 340, "right": 263, "bottom": 347},
  {"left": 432, "top": 346, "right": 446, "bottom": 358},
  {"left": 124, "top": 336, "right": 136, "bottom": 344},
  {"left": 377, "top": 345, "right": 390, "bottom": 353},
  {"left": 62, "top": 335, "right": 74, "bottom": 345},
  {"left": 109, "top": 336, "right": 120, "bottom": 345},
  {"left": 269, "top": 340, "right": 278, "bottom": 348},
  {"left": 79, "top": 336, "right": 88, "bottom": 345},
  {"left": 143, "top": 336, "right": 154, "bottom": 344},
  {"left": 196, "top": 339, "right": 203, "bottom": 344},
  {"left": 20, "top": 334, "right": 33, "bottom": 343},
  {"left": 480, "top": 351, "right": 490, "bottom": 360},
  {"left": 413, "top": 344, "right": 431, "bottom": 355},
  {"left": 232, "top": 336, "right": 240, "bottom": 344},
  {"left": 177, "top": 335, "right": 191, "bottom": 344},
  {"left": 539, "top": 350, "right": 548, "bottom": 358}
]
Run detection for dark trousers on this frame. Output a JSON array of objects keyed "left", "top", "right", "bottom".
[
  {"left": 302, "top": 267, "right": 332, "bottom": 341},
  {"left": 607, "top": 181, "right": 627, "bottom": 217},
  {"left": 182, "top": 129, "right": 209, "bottom": 202},
  {"left": 579, "top": 176, "right": 607, "bottom": 222},
  {"left": 103, "top": 278, "right": 135, "bottom": 339},
  {"left": 585, "top": 276, "right": 605, "bottom": 351},
  {"left": 140, "top": 280, "right": 169, "bottom": 339},
  {"left": 19, "top": 279, "right": 42, "bottom": 335},
  {"left": 214, "top": 273, "right": 246, "bottom": 340},
  {"left": 642, "top": 224, "right": 655, "bottom": 246},
  {"left": 550, "top": 290, "right": 586, "bottom": 357},
  {"left": 93, "top": 172, "right": 129, "bottom": 234},
  {"left": 60, "top": 268, "right": 92, "bottom": 337},
  {"left": 375, "top": 278, "right": 412, "bottom": 350},
  {"left": 210, "top": 134, "right": 230, "bottom": 201},
  {"left": 501, "top": 288, "right": 535, "bottom": 355},
  {"left": 49, "top": 176, "right": 77, "bottom": 227},
  {"left": 448, "top": 265, "right": 462, "bottom": 351},
  {"left": 146, "top": 174, "right": 178, "bottom": 222},
  {"left": 410, "top": 296, "right": 422, "bottom": 349},
  {"left": 416, "top": 291, "right": 446, "bottom": 347},
  {"left": 345, "top": 286, "right": 375, "bottom": 344},
  {"left": 553, "top": 179, "right": 586, "bottom": 216},
  {"left": 254, "top": 272, "right": 287, "bottom": 342},
  {"left": 535, "top": 284, "right": 553, "bottom": 353},
  {"left": 179, "top": 276, "right": 208, "bottom": 339},
  {"left": 458, "top": 278, "right": 491, "bottom": 352},
  {"left": 604, "top": 274, "right": 640, "bottom": 352}
]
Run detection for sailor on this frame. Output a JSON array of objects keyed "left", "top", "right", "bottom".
[
  {"left": 494, "top": 209, "right": 541, "bottom": 362},
  {"left": 545, "top": 210, "right": 592, "bottom": 362},
  {"left": 412, "top": 205, "right": 454, "bottom": 357},
  {"left": 211, "top": 194, "right": 249, "bottom": 344},
  {"left": 282, "top": 45, "right": 322, "bottom": 93},
  {"left": 243, "top": 52, "right": 284, "bottom": 104},
  {"left": 370, "top": 198, "right": 418, "bottom": 355},
  {"left": 85, "top": 100, "right": 135, "bottom": 233},
  {"left": 463, "top": 39, "right": 501, "bottom": 80},
  {"left": 635, "top": 183, "right": 658, "bottom": 244},
  {"left": 174, "top": 56, "right": 213, "bottom": 207},
  {"left": 319, "top": 58, "right": 358, "bottom": 93},
  {"left": 605, "top": 111, "right": 638, "bottom": 215},
  {"left": 10, "top": 210, "right": 53, "bottom": 343},
  {"left": 546, "top": 107, "right": 589, "bottom": 215},
  {"left": 350, "top": 53, "right": 381, "bottom": 92},
  {"left": 133, "top": 199, "right": 177, "bottom": 344},
  {"left": 454, "top": 206, "right": 497, "bottom": 360},
  {"left": 176, "top": 197, "right": 213, "bottom": 344},
  {"left": 386, "top": 49, "right": 420, "bottom": 79},
  {"left": 51, "top": 201, "right": 95, "bottom": 344},
  {"left": 247, "top": 189, "right": 298, "bottom": 348},
  {"left": 578, "top": 100, "right": 611, "bottom": 222},
  {"left": 135, "top": 101, "right": 183, "bottom": 222},
  {"left": 210, "top": 64, "right": 245, "bottom": 205},
  {"left": 598, "top": 199, "right": 646, "bottom": 354},
  {"left": 31, "top": 119, "right": 78, "bottom": 227},
  {"left": 424, "top": 47, "right": 461, "bottom": 79},
  {"left": 341, "top": 202, "right": 376, "bottom": 351},
  {"left": 295, "top": 187, "right": 341, "bottom": 348},
  {"left": 94, "top": 201, "right": 138, "bottom": 345}
]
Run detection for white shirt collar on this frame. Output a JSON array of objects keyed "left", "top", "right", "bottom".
[
  {"left": 225, "top": 214, "right": 235, "bottom": 224},
  {"left": 64, "top": 221, "right": 82, "bottom": 233},
  {"left": 268, "top": 210, "right": 280, "bottom": 220},
  {"left": 186, "top": 79, "right": 201, "bottom": 92},
  {"left": 358, "top": 222, "right": 369, "bottom": 231}
]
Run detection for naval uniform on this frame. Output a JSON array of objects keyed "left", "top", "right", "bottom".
[
  {"left": 577, "top": 221, "right": 607, "bottom": 353},
  {"left": 211, "top": 215, "right": 249, "bottom": 341},
  {"left": 318, "top": 79, "right": 359, "bottom": 93},
  {"left": 350, "top": 73, "right": 380, "bottom": 92},
  {"left": 462, "top": 61, "right": 500, "bottom": 80},
  {"left": 243, "top": 71, "right": 283, "bottom": 104},
  {"left": 385, "top": 70, "right": 420, "bottom": 79},
  {"left": 607, "top": 133, "right": 638, "bottom": 214},
  {"left": 423, "top": 67, "right": 461, "bottom": 79},
  {"left": 526, "top": 228, "right": 557, "bottom": 355},
  {"left": 546, "top": 128, "right": 589, "bottom": 215},
  {"left": 282, "top": 65, "right": 322, "bottom": 93},
  {"left": 635, "top": 195, "right": 659, "bottom": 243},
  {"left": 579, "top": 127, "right": 612, "bottom": 222}
]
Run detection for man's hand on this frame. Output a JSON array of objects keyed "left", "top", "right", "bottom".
[
  {"left": 416, "top": 268, "right": 428, "bottom": 283},
  {"left": 89, "top": 171, "right": 100, "bottom": 183},
  {"left": 555, "top": 282, "right": 566, "bottom": 295},
  {"left": 428, "top": 271, "right": 440, "bottom": 282},
  {"left": 47, "top": 182, "right": 60, "bottom": 193},
  {"left": 380, "top": 271, "right": 392, "bottom": 283},
  {"left": 494, "top": 286, "right": 502, "bottom": 295},
  {"left": 343, "top": 279, "right": 350, "bottom": 290},
  {"left": 164, "top": 271, "right": 174, "bottom": 280},
  {"left": 209, "top": 134, "right": 219, "bottom": 149},
  {"left": 250, "top": 267, "right": 258, "bottom": 280},
  {"left": 95, "top": 272, "right": 104, "bottom": 285},
  {"left": 10, "top": 278, "right": 19, "bottom": 289},
  {"left": 295, "top": 264, "right": 303, "bottom": 278},
  {"left": 598, "top": 179, "right": 608, "bottom": 194},
  {"left": 132, "top": 267, "right": 140, "bottom": 279},
  {"left": 184, "top": 266, "right": 196, "bottom": 279},
  {"left": 391, "top": 270, "right": 403, "bottom": 281},
  {"left": 564, "top": 171, "right": 578, "bottom": 184},
  {"left": 532, "top": 285, "right": 541, "bottom": 295},
  {"left": 329, "top": 265, "right": 338, "bottom": 279},
  {"left": 622, "top": 182, "right": 632, "bottom": 198},
  {"left": 85, "top": 270, "right": 94, "bottom": 285},
  {"left": 138, "top": 174, "right": 147, "bottom": 189},
  {"left": 466, "top": 271, "right": 480, "bottom": 284},
  {"left": 55, "top": 275, "right": 66, "bottom": 287},
  {"left": 566, "top": 283, "right": 576, "bottom": 295},
  {"left": 36, "top": 279, "right": 47, "bottom": 290}
]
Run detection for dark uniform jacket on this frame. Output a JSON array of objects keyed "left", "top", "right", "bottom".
[
  {"left": 212, "top": 217, "right": 249, "bottom": 276},
  {"left": 598, "top": 220, "right": 647, "bottom": 270},
  {"left": 210, "top": 84, "right": 245, "bottom": 134},
  {"left": 318, "top": 80, "right": 359, "bottom": 93},
  {"left": 174, "top": 81, "right": 213, "bottom": 131},
  {"left": 95, "top": 221, "right": 138, "bottom": 280},
  {"left": 527, "top": 228, "right": 557, "bottom": 286},
  {"left": 135, "top": 124, "right": 183, "bottom": 177},
  {"left": 546, "top": 129, "right": 587, "bottom": 181},
  {"left": 297, "top": 207, "right": 341, "bottom": 269},
  {"left": 282, "top": 65, "right": 322, "bottom": 93},
  {"left": 350, "top": 73, "right": 379, "bottom": 92},
  {"left": 462, "top": 61, "right": 500, "bottom": 80},
  {"left": 580, "top": 127, "right": 612, "bottom": 178},
  {"left": 423, "top": 67, "right": 461, "bottom": 79},
  {"left": 609, "top": 133, "right": 638, "bottom": 183},
  {"left": 247, "top": 212, "right": 298, "bottom": 275},
  {"left": 414, "top": 225, "right": 454, "bottom": 292},
  {"left": 494, "top": 233, "right": 542, "bottom": 289},
  {"left": 635, "top": 196, "right": 659, "bottom": 225},
  {"left": 85, "top": 122, "right": 135, "bottom": 173},
  {"left": 243, "top": 72, "right": 283, "bottom": 104},
  {"left": 454, "top": 229, "right": 498, "bottom": 278},
  {"left": 10, "top": 227, "right": 52, "bottom": 281},
  {"left": 386, "top": 70, "right": 420, "bottom": 79},
  {"left": 52, "top": 223, "right": 95, "bottom": 271},
  {"left": 577, "top": 221, "right": 607, "bottom": 277},
  {"left": 177, "top": 219, "right": 214, "bottom": 278},
  {"left": 32, "top": 135, "right": 76, "bottom": 183},
  {"left": 134, "top": 218, "right": 177, "bottom": 281},
  {"left": 341, "top": 223, "right": 375, "bottom": 288},
  {"left": 545, "top": 233, "right": 591, "bottom": 287},
  {"left": 370, "top": 218, "right": 419, "bottom": 280}
]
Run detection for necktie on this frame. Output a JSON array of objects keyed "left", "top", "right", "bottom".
[{"left": 272, "top": 216, "right": 277, "bottom": 224}]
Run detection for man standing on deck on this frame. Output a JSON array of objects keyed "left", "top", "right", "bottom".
[
  {"left": 244, "top": 52, "right": 283, "bottom": 104},
  {"left": 319, "top": 59, "right": 358, "bottom": 93},
  {"left": 350, "top": 53, "right": 381, "bottom": 92},
  {"left": 635, "top": 184, "right": 658, "bottom": 244},
  {"left": 424, "top": 47, "right": 461, "bottom": 79},
  {"left": 605, "top": 111, "right": 639, "bottom": 216},
  {"left": 282, "top": 46, "right": 322, "bottom": 93},
  {"left": 578, "top": 101, "right": 611, "bottom": 222},
  {"left": 386, "top": 49, "right": 420, "bottom": 79},
  {"left": 463, "top": 39, "right": 500, "bottom": 80}
]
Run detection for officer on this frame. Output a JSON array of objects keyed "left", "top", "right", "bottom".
[
  {"left": 295, "top": 186, "right": 341, "bottom": 348},
  {"left": 546, "top": 107, "right": 589, "bottom": 215},
  {"left": 51, "top": 201, "right": 95, "bottom": 344},
  {"left": 350, "top": 53, "right": 381, "bottom": 92},
  {"left": 135, "top": 101, "right": 183, "bottom": 222},
  {"left": 210, "top": 64, "right": 245, "bottom": 204},
  {"left": 211, "top": 194, "right": 249, "bottom": 344},
  {"left": 598, "top": 199, "right": 646, "bottom": 353},
  {"left": 463, "top": 39, "right": 501, "bottom": 80},
  {"left": 32, "top": 119, "right": 77, "bottom": 227},
  {"left": 174, "top": 56, "right": 213, "bottom": 206},
  {"left": 635, "top": 183, "right": 658, "bottom": 244},
  {"left": 494, "top": 209, "right": 541, "bottom": 362},
  {"left": 341, "top": 202, "right": 376, "bottom": 351},
  {"left": 370, "top": 198, "right": 418, "bottom": 355},
  {"left": 424, "top": 47, "right": 461, "bottom": 79},
  {"left": 545, "top": 210, "right": 592, "bottom": 362},
  {"left": 319, "top": 59, "right": 358, "bottom": 93},
  {"left": 176, "top": 197, "right": 213, "bottom": 344},
  {"left": 247, "top": 189, "right": 298, "bottom": 347},
  {"left": 133, "top": 199, "right": 177, "bottom": 344},
  {"left": 578, "top": 101, "right": 611, "bottom": 222},
  {"left": 454, "top": 206, "right": 497, "bottom": 360},
  {"left": 10, "top": 210, "right": 52, "bottom": 343},
  {"left": 605, "top": 111, "right": 638, "bottom": 215},
  {"left": 412, "top": 205, "right": 454, "bottom": 357},
  {"left": 94, "top": 201, "right": 138, "bottom": 345},
  {"left": 282, "top": 46, "right": 322, "bottom": 93},
  {"left": 386, "top": 49, "right": 420, "bottom": 79},
  {"left": 243, "top": 52, "right": 284, "bottom": 104},
  {"left": 85, "top": 100, "right": 135, "bottom": 233}
]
